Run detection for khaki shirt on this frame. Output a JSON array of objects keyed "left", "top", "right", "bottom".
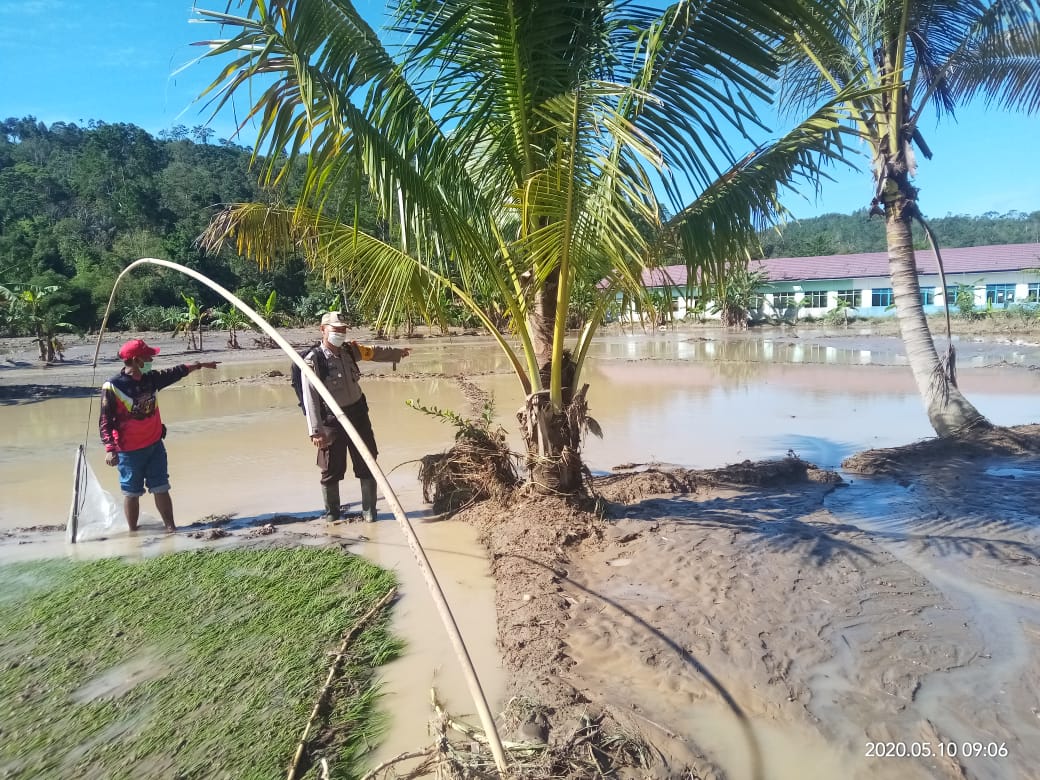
[{"left": 302, "top": 342, "right": 406, "bottom": 435}]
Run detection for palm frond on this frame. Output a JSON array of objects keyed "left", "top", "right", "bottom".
[
  {"left": 941, "top": 0, "right": 1040, "bottom": 113},
  {"left": 661, "top": 101, "right": 857, "bottom": 296}
]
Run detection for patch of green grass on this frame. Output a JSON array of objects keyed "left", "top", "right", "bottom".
[{"left": 0, "top": 547, "right": 402, "bottom": 779}]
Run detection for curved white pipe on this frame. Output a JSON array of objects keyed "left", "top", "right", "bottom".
[{"left": 93, "top": 258, "right": 509, "bottom": 776}]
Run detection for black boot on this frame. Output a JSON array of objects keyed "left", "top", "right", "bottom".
[
  {"left": 359, "top": 478, "right": 378, "bottom": 522},
  {"left": 321, "top": 483, "right": 341, "bottom": 521}
]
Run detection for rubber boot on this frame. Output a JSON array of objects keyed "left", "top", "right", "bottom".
[
  {"left": 360, "top": 478, "right": 378, "bottom": 522},
  {"left": 321, "top": 483, "right": 341, "bottom": 521}
]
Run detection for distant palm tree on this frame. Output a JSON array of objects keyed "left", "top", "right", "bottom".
[
  {"left": 251, "top": 290, "right": 279, "bottom": 347},
  {"left": 780, "top": 0, "right": 1040, "bottom": 435},
  {"left": 194, "top": 0, "right": 853, "bottom": 492},
  {"left": 712, "top": 268, "right": 770, "bottom": 329},
  {"left": 213, "top": 305, "right": 249, "bottom": 348}
]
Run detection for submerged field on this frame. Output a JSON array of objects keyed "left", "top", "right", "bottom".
[{"left": 0, "top": 547, "right": 400, "bottom": 779}]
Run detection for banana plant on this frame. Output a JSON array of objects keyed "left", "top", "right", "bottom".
[
  {"left": 212, "top": 305, "right": 249, "bottom": 348},
  {"left": 170, "top": 292, "right": 205, "bottom": 351},
  {"left": 252, "top": 290, "right": 278, "bottom": 347},
  {"left": 1, "top": 283, "right": 73, "bottom": 361}
]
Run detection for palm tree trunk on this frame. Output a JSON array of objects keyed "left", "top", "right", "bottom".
[
  {"left": 531, "top": 272, "right": 558, "bottom": 367},
  {"left": 522, "top": 268, "right": 584, "bottom": 494},
  {"left": 885, "top": 213, "right": 990, "bottom": 436}
]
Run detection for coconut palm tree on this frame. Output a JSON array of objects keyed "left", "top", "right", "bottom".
[
  {"left": 193, "top": 0, "right": 854, "bottom": 493},
  {"left": 779, "top": 0, "right": 1040, "bottom": 436}
]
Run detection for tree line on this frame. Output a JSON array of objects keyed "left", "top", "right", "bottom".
[
  {"left": 759, "top": 208, "right": 1040, "bottom": 258},
  {"left": 0, "top": 117, "right": 383, "bottom": 345}
]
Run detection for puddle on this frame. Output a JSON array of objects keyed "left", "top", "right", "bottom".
[
  {"left": 71, "top": 651, "right": 171, "bottom": 703},
  {"left": 666, "top": 703, "right": 920, "bottom": 780},
  {"left": 824, "top": 471, "right": 1040, "bottom": 778},
  {"left": 351, "top": 514, "right": 505, "bottom": 767}
]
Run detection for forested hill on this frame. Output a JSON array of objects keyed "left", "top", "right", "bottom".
[
  {"left": 0, "top": 117, "right": 379, "bottom": 334},
  {"left": 2, "top": 117, "right": 1038, "bottom": 334},
  {"left": 758, "top": 208, "right": 1040, "bottom": 258}
]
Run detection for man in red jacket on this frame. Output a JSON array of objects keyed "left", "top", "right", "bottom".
[{"left": 99, "top": 338, "right": 219, "bottom": 532}]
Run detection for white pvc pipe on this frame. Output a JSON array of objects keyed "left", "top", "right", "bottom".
[{"left": 92, "top": 258, "right": 509, "bottom": 776}]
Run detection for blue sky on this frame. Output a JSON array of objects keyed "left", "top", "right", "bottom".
[{"left": 2, "top": 0, "right": 1038, "bottom": 220}]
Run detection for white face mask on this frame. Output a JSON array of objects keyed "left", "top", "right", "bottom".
[{"left": 326, "top": 331, "right": 347, "bottom": 348}]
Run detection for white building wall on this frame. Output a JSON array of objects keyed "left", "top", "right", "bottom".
[{"left": 622, "top": 268, "right": 1038, "bottom": 324}]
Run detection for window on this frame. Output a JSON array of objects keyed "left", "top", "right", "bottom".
[
  {"left": 986, "top": 283, "right": 1016, "bottom": 307},
  {"left": 803, "top": 290, "right": 828, "bottom": 308},
  {"left": 1027, "top": 283, "right": 1040, "bottom": 303},
  {"left": 871, "top": 288, "right": 894, "bottom": 307},
  {"left": 836, "top": 289, "right": 857, "bottom": 306},
  {"left": 920, "top": 287, "right": 936, "bottom": 306},
  {"left": 772, "top": 292, "right": 796, "bottom": 308}
]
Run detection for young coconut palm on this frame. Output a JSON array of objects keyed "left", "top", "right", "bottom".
[
  {"left": 194, "top": 0, "right": 854, "bottom": 493},
  {"left": 779, "top": 0, "right": 1040, "bottom": 436}
]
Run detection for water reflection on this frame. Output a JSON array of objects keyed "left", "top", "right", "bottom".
[
  {"left": 593, "top": 332, "right": 1040, "bottom": 370},
  {"left": 593, "top": 335, "right": 894, "bottom": 366}
]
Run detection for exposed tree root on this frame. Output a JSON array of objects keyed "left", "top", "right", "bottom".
[
  {"left": 415, "top": 391, "right": 522, "bottom": 514},
  {"left": 361, "top": 693, "right": 656, "bottom": 780}
]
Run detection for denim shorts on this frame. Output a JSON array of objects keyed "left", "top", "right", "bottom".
[{"left": 116, "top": 440, "right": 170, "bottom": 497}]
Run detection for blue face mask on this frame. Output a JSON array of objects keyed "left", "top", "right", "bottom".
[{"left": 141, "top": 361, "right": 153, "bottom": 373}]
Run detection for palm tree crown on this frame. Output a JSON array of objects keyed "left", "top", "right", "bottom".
[
  {"left": 194, "top": 0, "right": 854, "bottom": 485},
  {"left": 778, "top": 0, "right": 1040, "bottom": 435}
]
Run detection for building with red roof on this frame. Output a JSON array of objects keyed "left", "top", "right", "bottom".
[{"left": 631, "top": 242, "right": 1040, "bottom": 321}]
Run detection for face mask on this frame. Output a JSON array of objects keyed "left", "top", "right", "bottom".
[
  {"left": 141, "top": 362, "right": 153, "bottom": 373},
  {"left": 326, "top": 331, "right": 347, "bottom": 347}
]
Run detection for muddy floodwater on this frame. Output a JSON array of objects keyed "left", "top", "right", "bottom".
[{"left": 2, "top": 328, "right": 1039, "bottom": 776}]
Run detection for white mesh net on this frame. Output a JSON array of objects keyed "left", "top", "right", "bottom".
[{"left": 67, "top": 445, "right": 123, "bottom": 543}]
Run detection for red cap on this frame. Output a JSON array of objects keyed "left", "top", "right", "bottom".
[{"left": 118, "top": 339, "right": 160, "bottom": 361}]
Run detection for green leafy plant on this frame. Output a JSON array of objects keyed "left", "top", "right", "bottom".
[
  {"left": 824, "top": 297, "right": 857, "bottom": 328},
  {"left": 953, "top": 284, "right": 982, "bottom": 321},
  {"left": 0, "top": 282, "right": 75, "bottom": 361},
  {"left": 170, "top": 292, "right": 204, "bottom": 351},
  {"left": 711, "top": 269, "right": 770, "bottom": 329},
  {"left": 251, "top": 290, "right": 280, "bottom": 346},
  {"left": 212, "top": 305, "right": 249, "bottom": 348},
  {"left": 408, "top": 397, "right": 521, "bottom": 513},
  {"left": 406, "top": 398, "right": 498, "bottom": 443}
]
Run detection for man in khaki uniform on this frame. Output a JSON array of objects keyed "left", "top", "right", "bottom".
[{"left": 301, "top": 312, "right": 410, "bottom": 520}]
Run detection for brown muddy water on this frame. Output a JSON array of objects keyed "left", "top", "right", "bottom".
[{"left": 2, "top": 330, "right": 1039, "bottom": 776}]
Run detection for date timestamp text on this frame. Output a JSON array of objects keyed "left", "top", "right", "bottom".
[{"left": 866, "top": 742, "right": 1008, "bottom": 759}]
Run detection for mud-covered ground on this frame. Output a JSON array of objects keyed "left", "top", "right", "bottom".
[
  {"left": 2, "top": 324, "right": 1039, "bottom": 779},
  {"left": 460, "top": 441, "right": 1040, "bottom": 779}
]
